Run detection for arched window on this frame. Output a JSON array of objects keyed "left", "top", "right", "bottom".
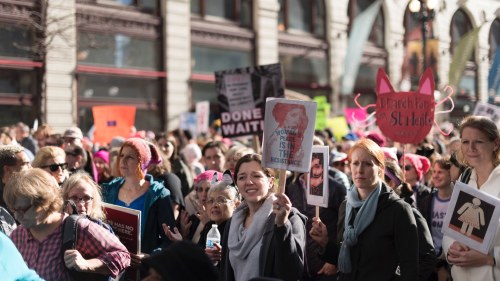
[
  {"left": 278, "top": 0, "right": 325, "bottom": 37},
  {"left": 489, "top": 18, "right": 500, "bottom": 60},
  {"left": 449, "top": 9, "right": 477, "bottom": 123},
  {"left": 346, "top": 0, "right": 387, "bottom": 108}
]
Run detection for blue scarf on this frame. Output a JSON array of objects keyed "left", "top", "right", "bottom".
[{"left": 338, "top": 182, "right": 381, "bottom": 273}]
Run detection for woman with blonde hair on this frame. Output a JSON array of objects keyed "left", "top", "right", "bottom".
[
  {"left": 443, "top": 116, "right": 500, "bottom": 281},
  {"left": 5, "top": 168, "right": 130, "bottom": 281},
  {"left": 32, "top": 146, "right": 69, "bottom": 185},
  {"left": 310, "top": 138, "right": 419, "bottom": 281},
  {"left": 61, "top": 172, "right": 106, "bottom": 222}
]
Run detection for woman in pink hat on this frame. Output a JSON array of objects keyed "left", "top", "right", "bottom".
[
  {"left": 93, "top": 150, "right": 113, "bottom": 185},
  {"left": 102, "top": 138, "right": 176, "bottom": 269}
]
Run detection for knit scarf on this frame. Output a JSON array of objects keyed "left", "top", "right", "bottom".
[
  {"left": 228, "top": 195, "right": 274, "bottom": 281},
  {"left": 338, "top": 183, "right": 381, "bottom": 273}
]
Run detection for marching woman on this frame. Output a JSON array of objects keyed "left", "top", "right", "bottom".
[
  {"left": 220, "top": 153, "right": 306, "bottom": 281},
  {"left": 310, "top": 139, "right": 419, "bottom": 281},
  {"left": 443, "top": 116, "right": 500, "bottom": 280}
]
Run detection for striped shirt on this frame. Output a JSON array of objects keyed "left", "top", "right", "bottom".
[{"left": 10, "top": 215, "right": 130, "bottom": 281}]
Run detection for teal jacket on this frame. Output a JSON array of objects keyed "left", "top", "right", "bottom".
[{"left": 103, "top": 174, "right": 175, "bottom": 254}]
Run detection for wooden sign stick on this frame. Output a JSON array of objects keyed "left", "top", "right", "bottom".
[{"left": 278, "top": 169, "right": 287, "bottom": 194}]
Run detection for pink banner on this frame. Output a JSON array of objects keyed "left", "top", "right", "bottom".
[{"left": 344, "top": 108, "right": 367, "bottom": 125}]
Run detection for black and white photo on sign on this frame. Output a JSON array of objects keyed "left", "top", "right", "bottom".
[
  {"left": 307, "top": 146, "right": 329, "bottom": 208},
  {"left": 215, "top": 63, "right": 285, "bottom": 138},
  {"left": 442, "top": 181, "right": 500, "bottom": 254},
  {"left": 262, "top": 98, "right": 317, "bottom": 173}
]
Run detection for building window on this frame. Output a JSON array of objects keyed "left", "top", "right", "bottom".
[
  {"left": 278, "top": 0, "right": 325, "bottom": 37},
  {"left": 192, "top": 45, "right": 252, "bottom": 75},
  {"left": 84, "top": 0, "right": 158, "bottom": 13},
  {"left": 78, "top": 32, "right": 160, "bottom": 70},
  {"left": 191, "top": 0, "right": 252, "bottom": 27},
  {"left": 0, "top": 23, "right": 34, "bottom": 59},
  {"left": 489, "top": 18, "right": 500, "bottom": 60},
  {"left": 348, "top": 0, "right": 385, "bottom": 48}
]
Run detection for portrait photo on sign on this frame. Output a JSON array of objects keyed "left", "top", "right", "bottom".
[
  {"left": 442, "top": 182, "right": 500, "bottom": 254},
  {"left": 262, "top": 98, "right": 317, "bottom": 173},
  {"left": 306, "top": 146, "right": 329, "bottom": 208}
]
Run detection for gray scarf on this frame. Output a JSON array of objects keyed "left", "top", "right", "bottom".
[
  {"left": 228, "top": 195, "right": 274, "bottom": 281},
  {"left": 339, "top": 183, "right": 381, "bottom": 273}
]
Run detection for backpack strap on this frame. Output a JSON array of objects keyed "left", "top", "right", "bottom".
[
  {"left": 459, "top": 167, "right": 472, "bottom": 184},
  {"left": 61, "top": 214, "right": 81, "bottom": 253}
]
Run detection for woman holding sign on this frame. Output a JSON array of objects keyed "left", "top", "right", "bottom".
[
  {"left": 443, "top": 116, "right": 500, "bottom": 280},
  {"left": 103, "top": 138, "right": 176, "bottom": 266},
  {"left": 310, "top": 139, "right": 419, "bottom": 281},
  {"left": 220, "top": 153, "right": 306, "bottom": 281}
]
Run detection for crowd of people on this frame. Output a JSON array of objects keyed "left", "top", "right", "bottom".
[{"left": 0, "top": 115, "right": 498, "bottom": 281}]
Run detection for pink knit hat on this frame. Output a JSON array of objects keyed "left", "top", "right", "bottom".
[
  {"left": 401, "top": 153, "right": 430, "bottom": 181},
  {"left": 94, "top": 150, "right": 110, "bottom": 164},
  {"left": 122, "top": 137, "right": 161, "bottom": 171},
  {"left": 194, "top": 170, "right": 223, "bottom": 186}
]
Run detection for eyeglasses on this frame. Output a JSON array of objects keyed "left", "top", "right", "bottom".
[
  {"left": 12, "top": 204, "right": 32, "bottom": 215},
  {"left": 41, "top": 163, "right": 68, "bottom": 172},
  {"left": 68, "top": 195, "right": 93, "bottom": 203},
  {"left": 403, "top": 165, "right": 413, "bottom": 171},
  {"left": 206, "top": 197, "right": 233, "bottom": 206}
]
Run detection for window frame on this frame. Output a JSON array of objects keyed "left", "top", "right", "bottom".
[{"left": 278, "top": 0, "right": 326, "bottom": 37}]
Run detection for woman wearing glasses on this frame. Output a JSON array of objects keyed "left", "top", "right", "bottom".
[
  {"left": 61, "top": 172, "right": 112, "bottom": 232},
  {"left": 443, "top": 116, "right": 500, "bottom": 281},
  {"left": 32, "top": 146, "right": 69, "bottom": 185},
  {"left": 5, "top": 168, "right": 130, "bottom": 281},
  {"left": 400, "top": 153, "right": 432, "bottom": 210}
]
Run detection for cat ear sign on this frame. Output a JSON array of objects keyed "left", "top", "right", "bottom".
[
  {"left": 417, "top": 68, "right": 435, "bottom": 96},
  {"left": 376, "top": 68, "right": 395, "bottom": 95},
  {"left": 222, "top": 170, "right": 234, "bottom": 186},
  {"left": 210, "top": 172, "right": 219, "bottom": 186}
]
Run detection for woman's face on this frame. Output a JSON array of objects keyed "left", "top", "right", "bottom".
[
  {"left": 196, "top": 181, "right": 210, "bottom": 205},
  {"left": 461, "top": 127, "right": 499, "bottom": 168},
  {"left": 431, "top": 163, "right": 451, "bottom": 189},
  {"left": 402, "top": 162, "right": 419, "bottom": 186},
  {"left": 67, "top": 182, "right": 95, "bottom": 217},
  {"left": 236, "top": 161, "right": 272, "bottom": 203},
  {"left": 43, "top": 155, "right": 68, "bottom": 184},
  {"left": 94, "top": 157, "right": 107, "bottom": 174},
  {"left": 206, "top": 189, "right": 237, "bottom": 224},
  {"left": 283, "top": 108, "right": 303, "bottom": 128},
  {"left": 350, "top": 148, "right": 382, "bottom": 191},
  {"left": 119, "top": 146, "right": 140, "bottom": 178}
]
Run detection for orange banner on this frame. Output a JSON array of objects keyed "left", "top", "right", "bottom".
[{"left": 92, "top": 106, "right": 136, "bottom": 145}]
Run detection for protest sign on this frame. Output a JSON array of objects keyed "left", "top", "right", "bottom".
[
  {"left": 307, "top": 146, "right": 329, "bottom": 208},
  {"left": 314, "top": 96, "right": 330, "bottom": 130},
  {"left": 442, "top": 182, "right": 500, "bottom": 254},
  {"left": 327, "top": 117, "right": 349, "bottom": 142},
  {"left": 92, "top": 106, "right": 136, "bottom": 145},
  {"left": 102, "top": 203, "right": 141, "bottom": 254},
  {"left": 262, "top": 98, "right": 317, "bottom": 173},
  {"left": 196, "top": 101, "right": 210, "bottom": 135},
  {"left": 216, "top": 63, "right": 284, "bottom": 138},
  {"left": 375, "top": 68, "right": 435, "bottom": 144},
  {"left": 473, "top": 102, "right": 500, "bottom": 127}
]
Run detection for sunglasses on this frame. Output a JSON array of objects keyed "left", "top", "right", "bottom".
[{"left": 42, "top": 163, "right": 68, "bottom": 172}]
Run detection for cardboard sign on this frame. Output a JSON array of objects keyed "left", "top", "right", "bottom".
[
  {"left": 442, "top": 182, "right": 500, "bottom": 254},
  {"left": 375, "top": 68, "right": 435, "bottom": 144},
  {"left": 473, "top": 102, "right": 500, "bottom": 127},
  {"left": 327, "top": 117, "right": 349, "bottom": 142},
  {"left": 262, "top": 98, "right": 317, "bottom": 173},
  {"left": 92, "top": 106, "right": 136, "bottom": 145},
  {"left": 216, "top": 63, "right": 285, "bottom": 138},
  {"left": 307, "top": 146, "right": 329, "bottom": 208},
  {"left": 196, "top": 101, "right": 210, "bottom": 135},
  {"left": 102, "top": 203, "right": 141, "bottom": 254}
]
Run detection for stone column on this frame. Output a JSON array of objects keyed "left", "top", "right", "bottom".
[{"left": 254, "top": 0, "right": 280, "bottom": 65}]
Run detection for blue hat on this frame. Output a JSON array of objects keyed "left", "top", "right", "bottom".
[{"left": 342, "top": 132, "right": 358, "bottom": 141}]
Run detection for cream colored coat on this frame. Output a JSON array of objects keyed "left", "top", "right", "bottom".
[{"left": 443, "top": 165, "right": 500, "bottom": 281}]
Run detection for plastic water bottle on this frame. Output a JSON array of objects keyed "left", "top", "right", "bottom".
[{"left": 206, "top": 224, "right": 221, "bottom": 265}]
